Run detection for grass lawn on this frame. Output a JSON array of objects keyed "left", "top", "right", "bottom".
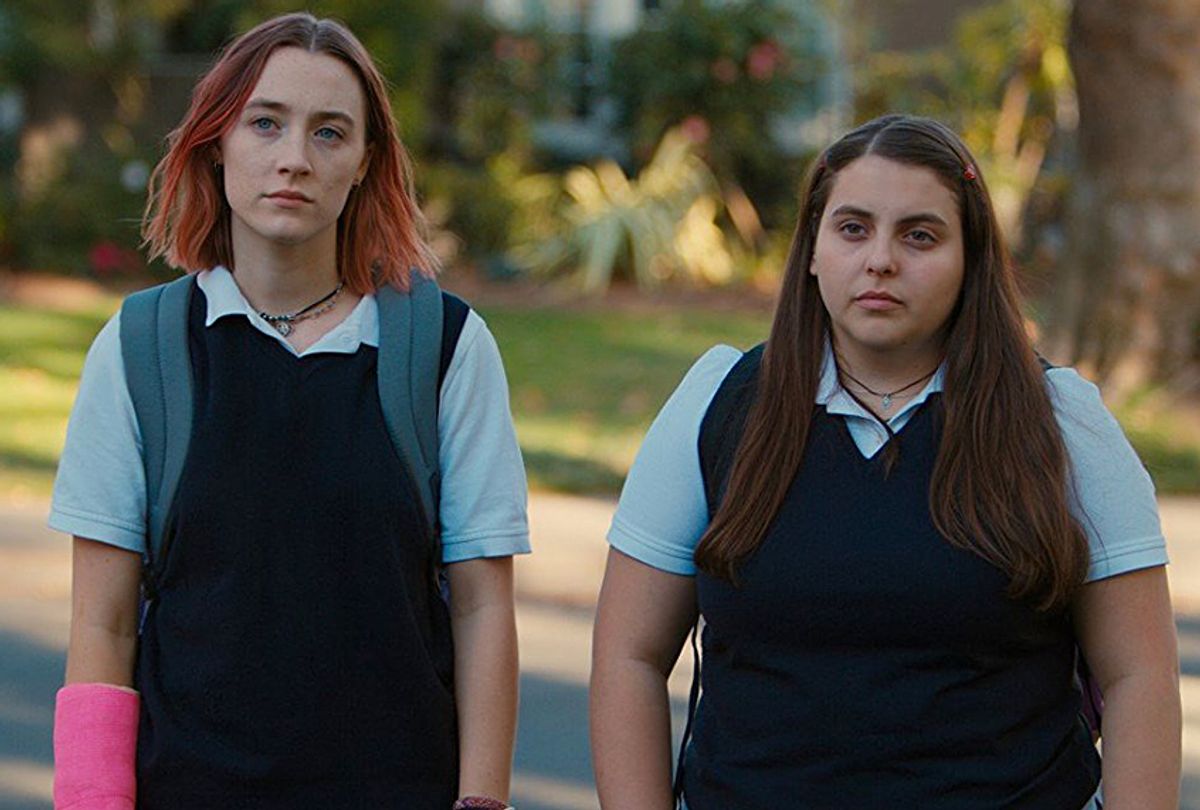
[
  {"left": 0, "top": 290, "right": 123, "bottom": 501},
  {"left": 488, "top": 304, "right": 769, "bottom": 492},
  {"left": 1, "top": 275, "right": 1197, "bottom": 500},
  {"left": 0, "top": 277, "right": 772, "bottom": 500}
]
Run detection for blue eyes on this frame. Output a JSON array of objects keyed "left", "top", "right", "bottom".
[{"left": 248, "top": 117, "right": 343, "bottom": 142}]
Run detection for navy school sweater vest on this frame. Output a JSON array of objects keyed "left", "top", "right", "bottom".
[
  {"left": 134, "top": 289, "right": 458, "bottom": 809},
  {"left": 686, "top": 346, "right": 1099, "bottom": 810}
]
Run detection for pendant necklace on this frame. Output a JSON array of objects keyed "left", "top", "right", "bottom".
[
  {"left": 258, "top": 282, "right": 344, "bottom": 337},
  {"left": 838, "top": 364, "right": 937, "bottom": 410}
]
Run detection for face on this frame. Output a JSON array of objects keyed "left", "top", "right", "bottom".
[
  {"left": 217, "top": 47, "right": 370, "bottom": 255},
  {"left": 809, "top": 154, "right": 965, "bottom": 369}
]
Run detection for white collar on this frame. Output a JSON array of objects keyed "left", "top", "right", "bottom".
[
  {"left": 195, "top": 267, "right": 379, "bottom": 355},
  {"left": 815, "top": 340, "right": 945, "bottom": 427}
]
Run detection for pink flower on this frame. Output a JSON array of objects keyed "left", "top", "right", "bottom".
[
  {"left": 710, "top": 57, "right": 739, "bottom": 85},
  {"left": 88, "top": 241, "right": 125, "bottom": 276},
  {"left": 88, "top": 241, "right": 141, "bottom": 277},
  {"left": 680, "top": 115, "right": 711, "bottom": 144},
  {"left": 747, "top": 40, "right": 781, "bottom": 82}
]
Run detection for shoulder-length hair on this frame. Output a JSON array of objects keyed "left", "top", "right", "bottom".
[
  {"left": 695, "top": 114, "right": 1089, "bottom": 611},
  {"left": 142, "top": 12, "right": 438, "bottom": 292}
]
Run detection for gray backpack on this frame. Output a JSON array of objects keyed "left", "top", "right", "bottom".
[{"left": 118, "top": 272, "right": 468, "bottom": 576}]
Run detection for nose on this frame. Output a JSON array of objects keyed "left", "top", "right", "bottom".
[
  {"left": 865, "top": 236, "right": 897, "bottom": 276},
  {"left": 276, "top": 130, "right": 312, "bottom": 176}
]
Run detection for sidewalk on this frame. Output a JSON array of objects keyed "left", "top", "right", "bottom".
[
  {"left": 2, "top": 494, "right": 1200, "bottom": 809},
  {"left": 519, "top": 492, "right": 1200, "bottom": 609},
  {"left": 3, "top": 491, "right": 1200, "bottom": 619}
]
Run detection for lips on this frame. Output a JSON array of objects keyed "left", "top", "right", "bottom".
[
  {"left": 854, "top": 290, "right": 902, "bottom": 311},
  {"left": 265, "top": 190, "right": 312, "bottom": 202},
  {"left": 856, "top": 290, "right": 901, "bottom": 303}
]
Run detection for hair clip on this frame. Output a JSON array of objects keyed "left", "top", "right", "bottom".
[{"left": 963, "top": 164, "right": 977, "bottom": 181}]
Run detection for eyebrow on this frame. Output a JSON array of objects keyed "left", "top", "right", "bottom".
[
  {"left": 243, "top": 98, "right": 357, "bottom": 127},
  {"left": 829, "top": 204, "right": 949, "bottom": 228}
]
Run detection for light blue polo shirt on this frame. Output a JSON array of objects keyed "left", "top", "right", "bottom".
[
  {"left": 50, "top": 267, "right": 531, "bottom": 563},
  {"left": 609, "top": 344, "right": 1168, "bottom": 582}
]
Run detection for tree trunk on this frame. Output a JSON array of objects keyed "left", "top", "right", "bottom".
[{"left": 1050, "top": 0, "right": 1200, "bottom": 392}]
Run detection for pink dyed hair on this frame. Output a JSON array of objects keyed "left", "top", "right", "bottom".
[{"left": 142, "top": 12, "right": 438, "bottom": 292}]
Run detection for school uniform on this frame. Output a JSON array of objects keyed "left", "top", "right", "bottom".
[
  {"left": 50, "top": 267, "right": 530, "bottom": 808},
  {"left": 610, "top": 344, "right": 1167, "bottom": 810}
]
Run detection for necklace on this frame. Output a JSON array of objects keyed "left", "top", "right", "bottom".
[
  {"left": 257, "top": 282, "right": 344, "bottom": 337},
  {"left": 837, "top": 363, "right": 937, "bottom": 410}
]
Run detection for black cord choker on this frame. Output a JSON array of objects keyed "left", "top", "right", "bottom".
[
  {"left": 837, "top": 363, "right": 937, "bottom": 410},
  {"left": 257, "top": 282, "right": 344, "bottom": 337}
]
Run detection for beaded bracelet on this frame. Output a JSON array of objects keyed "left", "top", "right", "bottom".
[{"left": 452, "top": 796, "right": 514, "bottom": 810}]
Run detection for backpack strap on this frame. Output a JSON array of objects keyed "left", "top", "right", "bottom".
[
  {"left": 119, "top": 275, "right": 196, "bottom": 575},
  {"left": 376, "top": 274, "right": 469, "bottom": 542}
]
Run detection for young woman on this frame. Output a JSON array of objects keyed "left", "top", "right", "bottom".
[
  {"left": 50, "top": 13, "right": 526, "bottom": 810},
  {"left": 590, "top": 115, "right": 1180, "bottom": 809}
]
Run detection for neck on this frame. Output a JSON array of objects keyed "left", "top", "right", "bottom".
[
  {"left": 229, "top": 228, "right": 340, "bottom": 314},
  {"left": 832, "top": 338, "right": 944, "bottom": 395}
]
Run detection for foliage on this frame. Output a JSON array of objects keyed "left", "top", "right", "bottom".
[
  {"left": 420, "top": 157, "right": 521, "bottom": 263},
  {"left": 424, "top": 10, "right": 566, "bottom": 163},
  {"left": 0, "top": 0, "right": 451, "bottom": 274},
  {"left": 509, "top": 127, "right": 737, "bottom": 293},
  {"left": 10, "top": 145, "right": 155, "bottom": 276},
  {"left": 854, "top": 0, "right": 1073, "bottom": 246},
  {"left": 606, "top": 0, "right": 827, "bottom": 228}
]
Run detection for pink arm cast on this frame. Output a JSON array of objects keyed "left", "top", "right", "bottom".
[{"left": 53, "top": 683, "right": 139, "bottom": 810}]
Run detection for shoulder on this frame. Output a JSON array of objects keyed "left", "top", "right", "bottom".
[
  {"left": 1043, "top": 366, "right": 1169, "bottom": 582},
  {"left": 1044, "top": 365, "right": 1107, "bottom": 415},
  {"left": 672, "top": 344, "right": 745, "bottom": 415},
  {"left": 82, "top": 310, "right": 126, "bottom": 377},
  {"left": 605, "top": 345, "right": 745, "bottom": 576},
  {"left": 1044, "top": 365, "right": 1132, "bottom": 456}
]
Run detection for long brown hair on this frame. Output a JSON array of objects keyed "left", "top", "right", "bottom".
[
  {"left": 695, "top": 115, "right": 1089, "bottom": 611},
  {"left": 142, "top": 12, "right": 438, "bottom": 293}
]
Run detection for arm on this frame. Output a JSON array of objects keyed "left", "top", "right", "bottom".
[
  {"left": 591, "top": 548, "right": 698, "bottom": 810},
  {"left": 65, "top": 537, "right": 142, "bottom": 686},
  {"left": 54, "top": 538, "right": 143, "bottom": 810},
  {"left": 447, "top": 556, "right": 519, "bottom": 804},
  {"left": 1073, "top": 565, "right": 1180, "bottom": 809}
]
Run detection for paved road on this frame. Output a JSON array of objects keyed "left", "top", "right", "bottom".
[{"left": 2, "top": 493, "right": 1198, "bottom": 809}]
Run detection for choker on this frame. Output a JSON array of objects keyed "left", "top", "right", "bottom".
[
  {"left": 838, "top": 364, "right": 937, "bottom": 410},
  {"left": 257, "top": 282, "right": 344, "bottom": 337}
]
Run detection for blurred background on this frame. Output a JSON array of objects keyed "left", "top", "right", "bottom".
[{"left": 1, "top": 0, "right": 1199, "bottom": 808}]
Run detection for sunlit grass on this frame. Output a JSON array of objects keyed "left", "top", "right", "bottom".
[
  {"left": 481, "top": 304, "right": 770, "bottom": 492},
  {"left": 2, "top": 280, "right": 1197, "bottom": 500},
  {"left": 0, "top": 299, "right": 118, "bottom": 498}
]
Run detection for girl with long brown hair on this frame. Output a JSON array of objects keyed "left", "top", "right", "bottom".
[
  {"left": 49, "top": 13, "right": 525, "bottom": 810},
  {"left": 591, "top": 115, "right": 1179, "bottom": 809}
]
